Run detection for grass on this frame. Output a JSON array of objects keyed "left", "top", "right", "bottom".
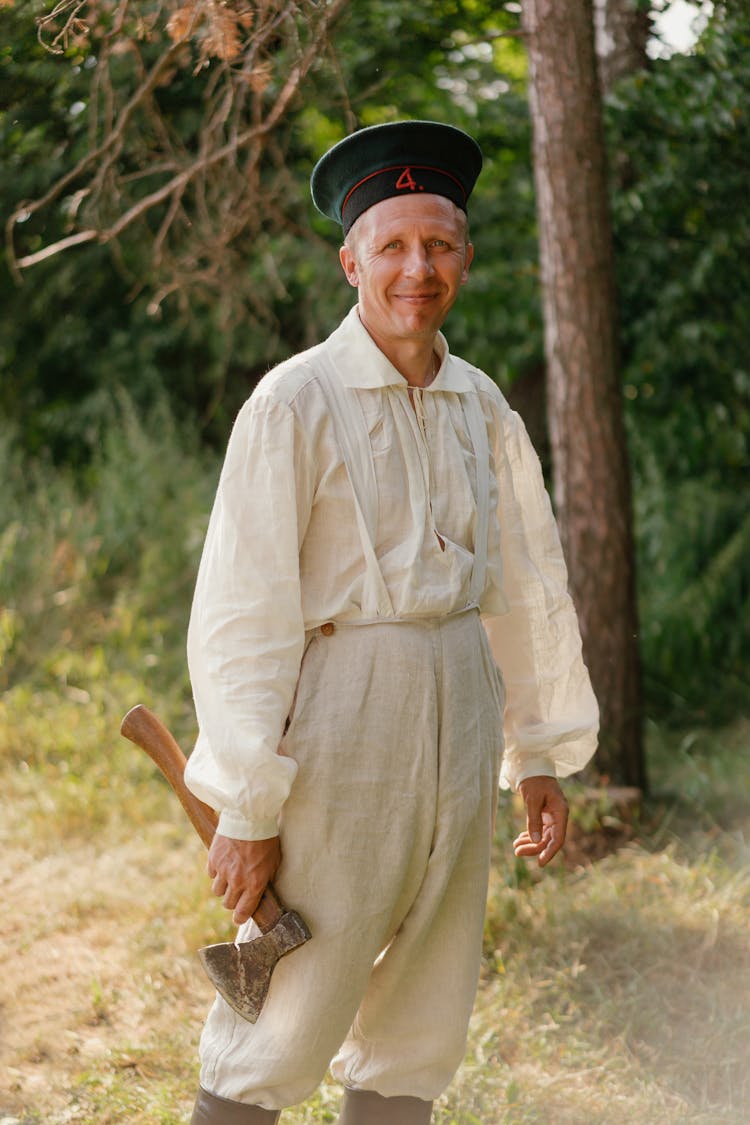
[
  {"left": 2, "top": 686, "right": 747, "bottom": 1124},
  {"left": 1, "top": 406, "right": 749, "bottom": 1123}
]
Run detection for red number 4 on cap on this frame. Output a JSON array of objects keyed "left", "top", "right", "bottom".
[{"left": 395, "top": 167, "right": 418, "bottom": 191}]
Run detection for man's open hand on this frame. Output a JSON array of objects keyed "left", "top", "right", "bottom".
[
  {"left": 513, "top": 776, "right": 569, "bottom": 867},
  {"left": 207, "top": 834, "right": 282, "bottom": 925}
]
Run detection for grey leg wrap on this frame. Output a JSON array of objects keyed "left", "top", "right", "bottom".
[
  {"left": 337, "top": 1088, "right": 433, "bottom": 1125},
  {"left": 190, "top": 1086, "right": 281, "bottom": 1124}
]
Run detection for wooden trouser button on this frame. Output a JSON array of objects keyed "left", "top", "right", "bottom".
[{"left": 320, "top": 622, "right": 335, "bottom": 636}]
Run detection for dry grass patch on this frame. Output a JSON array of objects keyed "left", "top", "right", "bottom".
[
  {"left": 466, "top": 806, "right": 750, "bottom": 1122},
  {"left": 0, "top": 829, "right": 211, "bottom": 1123}
]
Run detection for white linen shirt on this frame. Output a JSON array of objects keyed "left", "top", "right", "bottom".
[{"left": 185, "top": 306, "right": 598, "bottom": 840}]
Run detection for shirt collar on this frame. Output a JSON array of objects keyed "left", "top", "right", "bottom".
[{"left": 326, "top": 305, "right": 473, "bottom": 394}]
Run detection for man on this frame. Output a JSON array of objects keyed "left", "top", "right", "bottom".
[{"left": 184, "top": 121, "right": 598, "bottom": 1125}]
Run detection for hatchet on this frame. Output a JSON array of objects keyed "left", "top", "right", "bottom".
[{"left": 120, "top": 703, "right": 311, "bottom": 1023}]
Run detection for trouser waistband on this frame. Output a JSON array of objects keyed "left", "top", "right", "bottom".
[{"left": 307, "top": 603, "right": 480, "bottom": 638}]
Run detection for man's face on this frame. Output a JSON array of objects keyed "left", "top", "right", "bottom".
[{"left": 339, "top": 193, "right": 474, "bottom": 352}]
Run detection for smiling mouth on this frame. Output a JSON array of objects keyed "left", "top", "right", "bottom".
[{"left": 395, "top": 292, "right": 441, "bottom": 302}]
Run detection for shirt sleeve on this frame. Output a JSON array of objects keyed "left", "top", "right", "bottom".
[
  {"left": 481, "top": 400, "right": 599, "bottom": 791},
  {"left": 184, "top": 391, "right": 315, "bottom": 839}
]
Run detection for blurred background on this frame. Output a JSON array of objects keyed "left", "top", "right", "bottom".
[{"left": 1, "top": 2, "right": 748, "bottom": 1122}]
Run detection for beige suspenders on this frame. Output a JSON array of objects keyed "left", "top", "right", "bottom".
[{"left": 317, "top": 349, "right": 395, "bottom": 617}]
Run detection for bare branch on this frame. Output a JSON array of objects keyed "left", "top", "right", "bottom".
[
  {"left": 37, "top": 0, "right": 90, "bottom": 54},
  {"left": 152, "top": 184, "right": 187, "bottom": 266},
  {"left": 7, "top": 35, "right": 185, "bottom": 245},
  {"left": 10, "top": 0, "right": 353, "bottom": 307},
  {"left": 16, "top": 229, "right": 100, "bottom": 268}
]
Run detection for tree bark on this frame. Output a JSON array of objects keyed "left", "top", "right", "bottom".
[
  {"left": 521, "top": 0, "right": 645, "bottom": 787},
  {"left": 593, "top": 0, "right": 650, "bottom": 93}
]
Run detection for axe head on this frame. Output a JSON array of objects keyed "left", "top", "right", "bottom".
[{"left": 199, "top": 910, "right": 311, "bottom": 1023}]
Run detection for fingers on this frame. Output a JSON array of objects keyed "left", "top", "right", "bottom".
[
  {"left": 209, "top": 867, "right": 264, "bottom": 924},
  {"left": 525, "top": 792, "right": 544, "bottom": 845},
  {"left": 211, "top": 871, "right": 228, "bottom": 896},
  {"left": 518, "top": 776, "right": 550, "bottom": 847},
  {"left": 513, "top": 821, "right": 554, "bottom": 861},
  {"left": 513, "top": 829, "right": 544, "bottom": 856},
  {"left": 515, "top": 777, "right": 569, "bottom": 868},
  {"left": 513, "top": 827, "right": 562, "bottom": 867},
  {"left": 232, "top": 890, "right": 262, "bottom": 926},
  {"left": 538, "top": 811, "right": 567, "bottom": 866},
  {"left": 204, "top": 833, "right": 282, "bottom": 925}
]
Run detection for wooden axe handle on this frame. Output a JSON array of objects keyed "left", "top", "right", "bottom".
[{"left": 120, "top": 703, "right": 284, "bottom": 933}]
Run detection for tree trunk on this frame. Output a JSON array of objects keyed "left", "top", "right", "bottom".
[
  {"left": 593, "top": 0, "right": 650, "bottom": 93},
  {"left": 521, "top": 0, "right": 645, "bottom": 788}
]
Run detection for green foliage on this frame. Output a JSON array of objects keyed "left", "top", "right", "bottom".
[
  {"left": 1, "top": 0, "right": 537, "bottom": 458},
  {"left": 0, "top": 0, "right": 289, "bottom": 454},
  {"left": 606, "top": 5, "right": 750, "bottom": 720},
  {"left": 0, "top": 394, "right": 217, "bottom": 725},
  {"left": 610, "top": 8, "right": 750, "bottom": 482},
  {"left": 635, "top": 467, "right": 750, "bottom": 718}
]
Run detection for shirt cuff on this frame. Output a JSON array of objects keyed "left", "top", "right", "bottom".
[
  {"left": 216, "top": 809, "right": 280, "bottom": 841},
  {"left": 500, "top": 756, "right": 557, "bottom": 792}
]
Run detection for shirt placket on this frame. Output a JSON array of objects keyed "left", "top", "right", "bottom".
[{"left": 403, "top": 387, "right": 446, "bottom": 553}]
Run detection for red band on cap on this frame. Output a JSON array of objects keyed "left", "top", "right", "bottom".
[{"left": 341, "top": 164, "right": 467, "bottom": 220}]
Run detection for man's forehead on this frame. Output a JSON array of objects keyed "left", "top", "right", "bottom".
[{"left": 353, "top": 194, "right": 465, "bottom": 240}]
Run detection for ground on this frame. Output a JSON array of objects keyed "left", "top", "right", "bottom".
[{"left": 1, "top": 714, "right": 749, "bottom": 1124}]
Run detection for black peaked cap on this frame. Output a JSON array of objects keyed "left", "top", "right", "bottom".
[{"left": 310, "top": 120, "right": 483, "bottom": 235}]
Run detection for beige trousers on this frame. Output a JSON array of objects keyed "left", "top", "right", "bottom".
[{"left": 197, "top": 609, "right": 504, "bottom": 1111}]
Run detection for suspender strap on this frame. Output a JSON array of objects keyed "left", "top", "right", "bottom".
[
  {"left": 463, "top": 385, "right": 490, "bottom": 607},
  {"left": 317, "top": 349, "right": 395, "bottom": 617}
]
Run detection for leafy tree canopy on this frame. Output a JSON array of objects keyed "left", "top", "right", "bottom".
[
  {"left": 1, "top": 0, "right": 536, "bottom": 453},
  {"left": 606, "top": 3, "right": 750, "bottom": 718}
]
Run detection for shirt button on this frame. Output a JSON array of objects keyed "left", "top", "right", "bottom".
[{"left": 320, "top": 622, "right": 335, "bottom": 637}]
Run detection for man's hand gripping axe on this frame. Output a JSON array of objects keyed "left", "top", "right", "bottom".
[{"left": 120, "top": 704, "right": 311, "bottom": 1023}]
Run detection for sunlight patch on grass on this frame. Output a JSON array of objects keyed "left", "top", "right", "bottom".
[{"left": 477, "top": 836, "right": 750, "bottom": 1124}]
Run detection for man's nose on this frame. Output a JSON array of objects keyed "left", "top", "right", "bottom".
[{"left": 403, "top": 243, "right": 433, "bottom": 278}]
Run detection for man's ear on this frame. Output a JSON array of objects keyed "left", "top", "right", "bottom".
[
  {"left": 461, "top": 242, "right": 475, "bottom": 285},
  {"left": 339, "top": 244, "right": 359, "bottom": 288}
]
